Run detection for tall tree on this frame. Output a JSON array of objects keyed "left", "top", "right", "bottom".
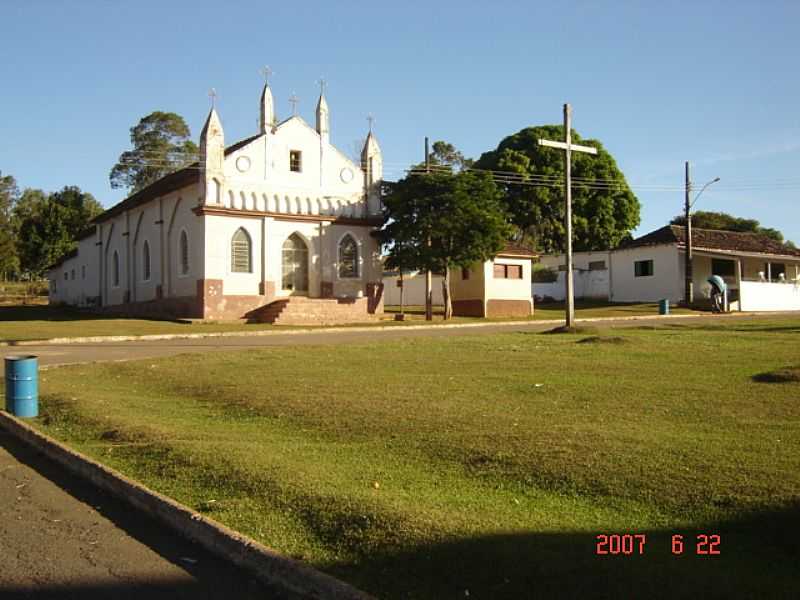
[
  {"left": 109, "top": 111, "right": 198, "bottom": 193},
  {"left": 0, "top": 171, "right": 20, "bottom": 279},
  {"left": 380, "top": 168, "right": 512, "bottom": 319},
  {"left": 13, "top": 186, "right": 102, "bottom": 277},
  {"left": 670, "top": 210, "right": 790, "bottom": 244},
  {"left": 474, "top": 126, "right": 640, "bottom": 253}
]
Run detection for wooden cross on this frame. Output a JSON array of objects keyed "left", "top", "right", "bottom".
[
  {"left": 208, "top": 88, "right": 217, "bottom": 108},
  {"left": 260, "top": 66, "right": 273, "bottom": 85},
  {"left": 538, "top": 103, "right": 598, "bottom": 328},
  {"left": 288, "top": 93, "right": 299, "bottom": 115}
]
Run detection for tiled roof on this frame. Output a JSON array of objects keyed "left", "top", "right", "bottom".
[
  {"left": 621, "top": 225, "right": 800, "bottom": 257},
  {"left": 497, "top": 242, "right": 538, "bottom": 258}
]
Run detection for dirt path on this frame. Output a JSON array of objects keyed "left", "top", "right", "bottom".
[{"left": 0, "top": 428, "right": 278, "bottom": 599}]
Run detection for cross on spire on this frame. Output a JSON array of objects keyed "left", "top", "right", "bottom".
[
  {"left": 367, "top": 113, "right": 375, "bottom": 133},
  {"left": 288, "top": 93, "right": 299, "bottom": 115},
  {"left": 260, "top": 66, "right": 273, "bottom": 85},
  {"left": 208, "top": 88, "right": 217, "bottom": 108},
  {"left": 316, "top": 77, "right": 327, "bottom": 95}
]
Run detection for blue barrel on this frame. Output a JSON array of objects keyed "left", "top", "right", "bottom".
[
  {"left": 658, "top": 299, "right": 670, "bottom": 315},
  {"left": 4, "top": 356, "right": 38, "bottom": 418}
]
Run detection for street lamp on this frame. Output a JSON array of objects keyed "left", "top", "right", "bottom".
[{"left": 684, "top": 160, "right": 720, "bottom": 306}]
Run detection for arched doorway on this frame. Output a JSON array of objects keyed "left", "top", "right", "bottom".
[{"left": 282, "top": 233, "right": 309, "bottom": 293}]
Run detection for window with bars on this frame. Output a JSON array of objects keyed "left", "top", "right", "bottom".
[
  {"left": 179, "top": 230, "right": 189, "bottom": 275},
  {"left": 231, "top": 228, "right": 252, "bottom": 273},
  {"left": 338, "top": 234, "right": 359, "bottom": 278},
  {"left": 493, "top": 262, "right": 523, "bottom": 279},
  {"left": 289, "top": 150, "right": 302, "bottom": 172}
]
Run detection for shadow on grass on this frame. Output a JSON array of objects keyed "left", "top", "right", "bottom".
[
  {"left": 752, "top": 366, "right": 800, "bottom": 383},
  {"left": 327, "top": 504, "right": 800, "bottom": 599},
  {"left": 0, "top": 305, "right": 187, "bottom": 325}
]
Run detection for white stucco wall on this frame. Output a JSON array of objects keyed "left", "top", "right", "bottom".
[
  {"left": 740, "top": 280, "right": 800, "bottom": 311},
  {"left": 534, "top": 252, "right": 611, "bottom": 301},
  {"left": 382, "top": 272, "right": 445, "bottom": 306},
  {"left": 610, "top": 245, "right": 682, "bottom": 303},
  {"left": 484, "top": 257, "right": 532, "bottom": 301}
]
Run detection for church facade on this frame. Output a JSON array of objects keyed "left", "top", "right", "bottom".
[{"left": 48, "top": 83, "right": 385, "bottom": 324}]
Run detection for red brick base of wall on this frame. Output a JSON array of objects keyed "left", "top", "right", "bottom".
[
  {"left": 486, "top": 299, "right": 532, "bottom": 317},
  {"left": 452, "top": 299, "right": 485, "bottom": 317}
]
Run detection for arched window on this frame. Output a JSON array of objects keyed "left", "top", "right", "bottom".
[
  {"left": 142, "top": 241, "right": 151, "bottom": 281},
  {"left": 338, "top": 234, "right": 359, "bottom": 278},
  {"left": 231, "top": 228, "right": 252, "bottom": 273},
  {"left": 112, "top": 250, "right": 120, "bottom": 287},
  {"left": 179, "top": 230, "right": 189, "bottom": 275}
]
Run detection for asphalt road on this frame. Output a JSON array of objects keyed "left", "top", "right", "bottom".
[
  {"left": 0, "top": 428, "right": 279, "bottom": 599},
  {"left": 0, "top": 312, "right": 767, "bottom": 369}
]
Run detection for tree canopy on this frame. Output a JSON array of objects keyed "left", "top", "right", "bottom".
[
  {"left": 380, "top": 165, "right": 512, "bottom": 319},
  {"left": 474, "top": 126, "right": 640, "bottom": 253},
  {"left": 13, "top": 186, "right": 103, "bottom": 277},
  {"left": 109, "top": 111, "right": 198, "bottom": 193},
  {"left": 671, "top": 210, "right": 790, "bottom": 245}
]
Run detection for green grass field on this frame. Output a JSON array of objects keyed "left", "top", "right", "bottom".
[{"left": 16, "top": 318, "right": 800, "bottom": 598}]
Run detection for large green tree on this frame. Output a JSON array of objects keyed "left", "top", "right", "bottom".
[
  {"left": 671, "top": 210, "right": 791, "bottom": 245},
  {"left": 0, "top": 171, "right": 20, "bottom": 279},
  {"left": 13, "top": 186, "right": 103, "bottom": 277},
  {"left": 474, "top": 126, "right": 640, "bottom": 253},
  {"left": 380, "top": 168, "right": 512, "bottom": 319},
  {"left": 109, "top": 111, "right": 198, "bottom": 193}
]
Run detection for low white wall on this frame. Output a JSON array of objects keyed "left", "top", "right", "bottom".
[
  {"left": 383, "top": 272, "right": 444, "bottom": 305},
  {"left": 534, "top": 252, "right": 611, "bottom": 301},
  {"left": 740, "top": 280, "right": 800, "bottom": 311}
]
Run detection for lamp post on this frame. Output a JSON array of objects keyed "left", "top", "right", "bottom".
[{"left": 684, "top": 161, "right": 720, "bottom": 306}]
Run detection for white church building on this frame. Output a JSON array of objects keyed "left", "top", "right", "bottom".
[{"left": 48, "top": 82, "right": 386, "bottom": 324}]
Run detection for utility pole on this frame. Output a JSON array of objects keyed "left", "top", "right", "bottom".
[
  {"left": 684, "top": 161, "right": 693, "bottom": 306},
  {"left": 424, "top": 136, "right": 433, "bottom": 321},
  {"left": 538, "top": 104, "right": 597, "bottom": 328}
]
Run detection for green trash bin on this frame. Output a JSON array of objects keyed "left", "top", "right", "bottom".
[{"left": 658, "top": 299, "right": 670, "bottom": 315}]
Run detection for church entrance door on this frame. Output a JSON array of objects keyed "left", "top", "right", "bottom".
[{"left": 282, "top": 233, "right": 309, "bottom": 294}]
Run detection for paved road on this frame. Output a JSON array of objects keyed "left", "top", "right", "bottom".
[
  {"left": 0, "top": 428, "right": 278, "bottom": 599},
  {"left": 0, "top": 312, "right": 773, "bottom": 369}
]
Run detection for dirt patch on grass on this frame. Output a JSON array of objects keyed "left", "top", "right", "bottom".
[
  {"left": 752, "top": 366, "right": 800, "bottom": 384},
  {"left": 577, "top": 336, "right": 630, "bottom": 345},
  {"left": 543, "top": 325, "right": 599, "bottom": 335}
]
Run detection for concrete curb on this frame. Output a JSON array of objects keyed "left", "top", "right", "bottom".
[
  {"left": 0, "top": 411, "right": 375, "bottom": 600},
  {"left": 0, "top": 310, "right": 755, "bottom": 347}
]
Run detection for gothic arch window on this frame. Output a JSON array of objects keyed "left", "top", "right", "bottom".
[
  {"left": 227, "top": 190, "right": 234, "bottom": 208},
  {"left": 212, "top": 178, "right": 222, "bottom": 204},
  {"left": 284, "top": 196, "right": 291, "bottom": 213},
  {"left": 179, "top": 230, "right": 189, "bottom": 275},
  {"left": 142, "top": 240, "right": 151, "bottom": 281},
  {"left": 231, "top": 228, "right": 252, "bottom": 273},
  {"left": 112, "top": 250, "right": 120, "bottom": 287},
  {"left": 338, "top": 234, "right": 359, "bottom": 279}
]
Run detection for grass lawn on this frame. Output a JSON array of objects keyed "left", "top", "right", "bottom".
[{"left": 14, "top": 318, "right": 800, "bottom": 598}]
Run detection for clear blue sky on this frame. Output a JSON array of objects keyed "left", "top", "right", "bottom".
[{"left": 2, "top": 0, "right": 799, "bottom": 243}]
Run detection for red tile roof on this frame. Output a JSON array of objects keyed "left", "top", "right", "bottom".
[{"left": 622, "top": 225, "right": 800, "bottom": 257}]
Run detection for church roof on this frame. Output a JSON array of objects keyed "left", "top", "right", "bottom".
[{"left": 90, "top": 134, "right": 262, "bottom": 227}]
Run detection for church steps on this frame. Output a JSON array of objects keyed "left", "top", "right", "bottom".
[{"left": 250, "top": 297, "right": 378, "bottom": 326}]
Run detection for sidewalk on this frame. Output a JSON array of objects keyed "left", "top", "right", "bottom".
[{"left": 0, "top": 428, "right": 275, "bottom": 599}]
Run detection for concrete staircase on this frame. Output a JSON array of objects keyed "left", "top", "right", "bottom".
[{"left": 249, "top": 296, "right": 379, "bottom": 326}]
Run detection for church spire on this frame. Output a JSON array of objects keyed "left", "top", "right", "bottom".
[
  {"left": 315, "top": 79, "right": 329, "bottom": 143},
  {"left": 200, "top": 96, "right": 225, "bottom": 204},
  {"left": 361, "top": 118, "right": 382, "bottom": 215},
  {"left": 259, "top": 82, "right": 275, "bottom": 134}
]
